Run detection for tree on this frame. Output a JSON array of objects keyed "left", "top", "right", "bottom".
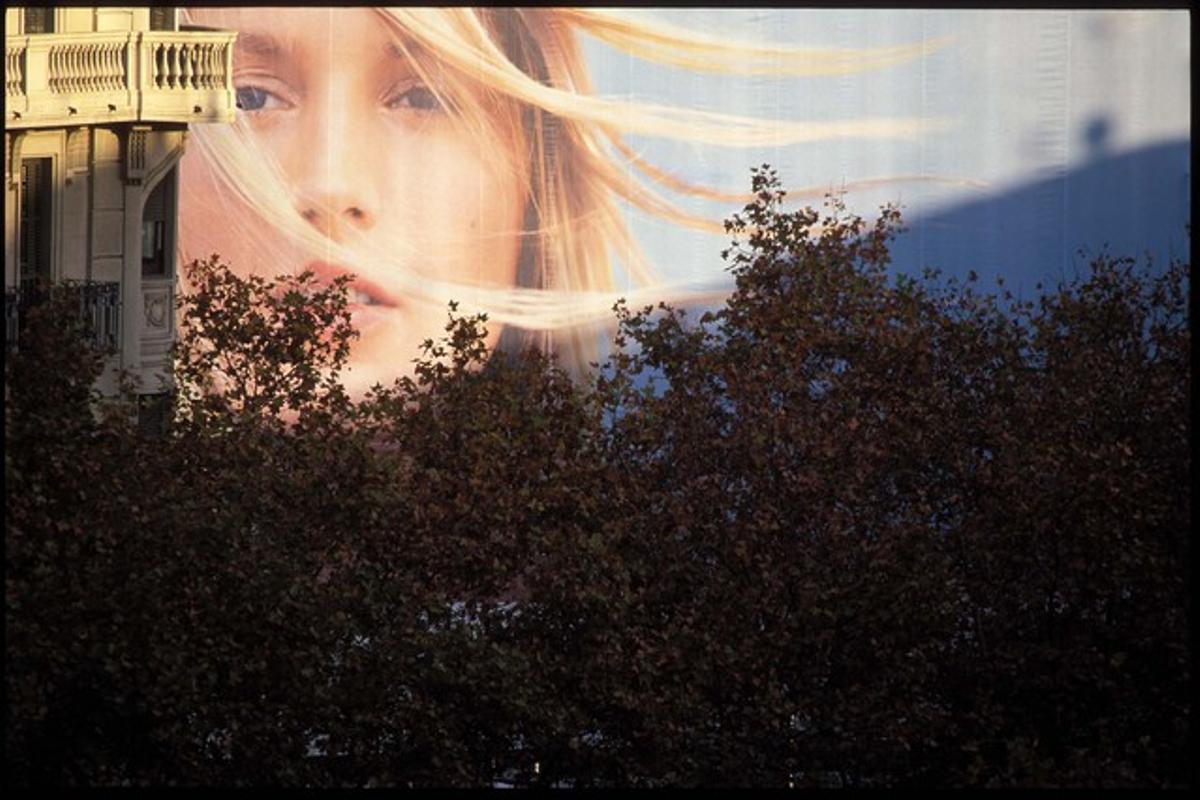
[{"left": 5, "top": 168, "right": 1189, "bottom": 787}]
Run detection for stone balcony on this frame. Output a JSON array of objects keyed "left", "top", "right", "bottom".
[{"left": 6, "top": 28, "right": 237, "bottom": 130}]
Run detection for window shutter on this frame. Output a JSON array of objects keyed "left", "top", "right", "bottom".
[
  {"left": 149, "top": 7, "right": 174, "bottom": 32},
  {"left": 19, "top": 159, "right": 52, "bottom": 283},
  {"left": 144, "top": 176, "right": 168, "bottom": 221},
  {"left": 24, "top": 8, "right": 54, "bottom": 34},
  {"left": 142, "top": 171, "right": 174, "bottom": 277}
]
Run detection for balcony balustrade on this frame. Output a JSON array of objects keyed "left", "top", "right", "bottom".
[
  {"left": 5, "top": 280, "right": 122, "bottom": 354},
  {"left": 6, "top": 29, "right": 236, "bottom": 129}
]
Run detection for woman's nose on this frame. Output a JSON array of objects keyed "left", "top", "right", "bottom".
[
  {"left": 297, "top": 195, "right": 374, "bottom": 239},
  {"left": 291, "top": 106, "right": 379, "bottom": 239}
]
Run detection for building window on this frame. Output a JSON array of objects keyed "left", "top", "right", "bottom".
[
  {"left": 19, "top": 158, "right": 52, "bottom": 285},
  {"left": 142, "top": 170, "right": 175, "bottom": 278},
  {"left": 149, "top": 7, "right": 175, "bottom": 32},
  {"left": 24, "top": 8, "right": 54, "bottom": 34},
  {"left": 141, "top": 221, "right": 166, "bottom": 276}
]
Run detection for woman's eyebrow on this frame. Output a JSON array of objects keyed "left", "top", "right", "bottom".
[
  {"left": 385, "top": 40, "right": 413, "bottom": 61},
  {"left": 236, "top": 32, "right": 283, "bottom": 58}
]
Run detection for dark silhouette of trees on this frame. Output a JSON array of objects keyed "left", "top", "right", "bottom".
[{"left": 5, "top": 168, "right": 1189, "bottom": 788}]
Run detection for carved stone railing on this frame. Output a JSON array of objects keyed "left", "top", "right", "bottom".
[
  {"left": 47, "top": 39, "right": 127, "bottom": 94},
  {"left": 6, "top": 29, "right": 236, "bottom": 129},
  {"left": 147, "top": 33, "right": 228, "bottom": 91},
  {"left": 139, "top": 30, "right": 234, "bottom": 123}
]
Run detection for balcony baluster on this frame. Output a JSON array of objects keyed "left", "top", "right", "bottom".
[
  {"left": 155, "top": 41, "right": 166, "bottom": 89},
  {"left": 46, "top": 47, "right": 56, "bottom": 92},
  {"left": 70, "top": 44, "right": 81, "bottom": 93},
  {"left": 181, "top": 43, "right": 193, "bottom": 90},
  {"left": 81, "top": 44, "right": 91, "bottom": 93},
  {"left": 169, "top": 42, "right": 180, "bottom": 89},
  {"left": 54, "top": 46, "right": 66, "bottom": 93},
  {"left": 88, "top": 44, "right": 100, "bottom": 93},
  {"left": 151, "top": 41, "right": 162, "bottom": 90},
  {"left": 67, "top": 44, "right": 79, "bottom": 93},
  {"left": 5, "top": 43, "right": 24, "bottom": 96},
  {"left": 202, "top": 44, "right": 214, "bottom": 89},
  {"left": 102, "top": 42, "right": 115, "bottom": 91},
  {"left": 46, "top": 47, "right": 58, "bottom": 93}
]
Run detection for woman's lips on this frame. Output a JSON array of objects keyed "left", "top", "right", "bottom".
[
  {"left": 304, "top": 261, "right": 395, "bottom": 307},
  {"left": 303, "top": 261, "right": 397, "bottom": 334}
]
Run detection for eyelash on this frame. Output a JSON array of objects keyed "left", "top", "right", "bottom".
[
  {"left": 384, "top": 84, "right": 445, "bottom": 113},
  {"left": 233, "top": 81, "right": 447, "bottom": 115},
  {"left": 234, "top": 84, "right": 287, "bottom": 113}
]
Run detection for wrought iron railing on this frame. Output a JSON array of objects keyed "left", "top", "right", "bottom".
[
  {"left": 5, "top": 286, "right": 19, "bottom": 350},
  {"left": 77, "top": 281, "right": 122, "bottom": 352},
  {"left": 5, "top": 280, "right": 121, "bottom": 353}
]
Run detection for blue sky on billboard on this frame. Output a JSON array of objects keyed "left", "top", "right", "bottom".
[{"left": 581, "top": 9, "right": 1190, "bottom": 295}]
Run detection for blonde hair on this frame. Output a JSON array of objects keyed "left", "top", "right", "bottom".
[{"left": 183, "top": 8, "right": 958, "bottom": 372}]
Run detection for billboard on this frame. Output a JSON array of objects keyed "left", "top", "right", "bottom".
[{"left": 177, "top": 8, "right": 1190, "bottom": 394}]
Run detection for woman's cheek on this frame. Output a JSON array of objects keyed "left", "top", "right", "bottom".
[
  {"left": 428, "top": 130, "right": 513, "bottom": 203},
  {"left": 178, "top": 161, "right": 228, "bottom": 262},
  {"left": 178, "top": 152, "right": 258, "bottom": 275}
]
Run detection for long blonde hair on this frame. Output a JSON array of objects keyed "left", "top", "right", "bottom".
[{"left": 184, "top": 8, "right": 954, "bottom": 371}]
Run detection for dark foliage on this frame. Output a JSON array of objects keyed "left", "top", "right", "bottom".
[{"left": 5, "top": 168, "right": 1189, "bottom": 787}]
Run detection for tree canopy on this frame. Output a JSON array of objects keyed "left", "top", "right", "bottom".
[{"left": 5, "top": 168, "right": 1190, "bottom": 788}]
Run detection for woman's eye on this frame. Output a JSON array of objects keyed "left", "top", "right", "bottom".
[
  {"left": 385, "top": 85, "right": 444, "bottom": 113},
  {"left": 235, "top": 86, "right": 281, "bottom": 112}
]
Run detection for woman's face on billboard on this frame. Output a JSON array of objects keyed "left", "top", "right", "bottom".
[{"left": 179, "top": 8, "right": 527, "bottom": 396}]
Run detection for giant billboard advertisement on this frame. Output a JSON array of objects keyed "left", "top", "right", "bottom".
[{"left": 177, "top": 8, "right": 1190, "bottom": 395}]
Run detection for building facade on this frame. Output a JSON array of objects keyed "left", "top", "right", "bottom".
[{"left": 5, "top": 6, "right": 235, "bottom": 399}]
